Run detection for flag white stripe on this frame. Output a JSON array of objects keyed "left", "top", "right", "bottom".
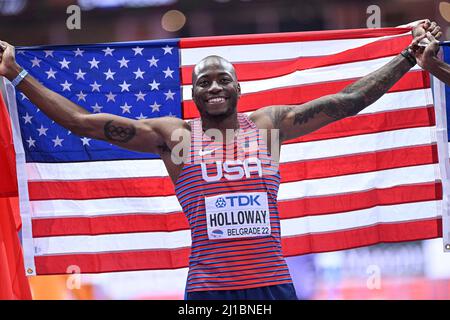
[
  {"left": 31, "top": 164, "right": 437, "bottom": 218},
  {"left": 280, "top": 126, "right": 434, "bottom": 162},
  {"left": 34, "top": 229, "right": 192, "bottom": 255},
  {"left": 277, "top": 163, "right": 438, "bottom": 200},
  {"left": 356, "top": 88, "right": 432, "bottom": 115},
  {"left": 26, "top": 126, "right": 435, "bottom": 182},
  {"left": 34, "top": 200, "right": 438, "bottom": 255},
  {"left": 181, "top": 57, "right": 422, "bottom": 100},
  {"left": 280, "top": 200, "right": 440, "bottom": 237},
  {"left": 180, "top": 33, "right": 409, "bottom": 65}
]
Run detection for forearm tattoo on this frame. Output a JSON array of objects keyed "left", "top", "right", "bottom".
[
  {"left": 104, "top": 120, "right": 136, "bottom": 143},
  {"left": 267, "top": 54, "right": 413, "bottom": 130}
]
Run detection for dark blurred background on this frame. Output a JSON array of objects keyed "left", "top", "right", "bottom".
[{"left": 0, "top": 0, "right": 447, "bottom": 46}]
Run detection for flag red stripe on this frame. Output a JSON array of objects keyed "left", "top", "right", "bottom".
[
  {"left": 31, "top": 182, "right": 441, "bottom": 237},
  {"left": 179, "top": 28, "right": 410, "bottom": 48},
  {"left": 28, "top": 176, "right": 175, "bottom": 200},
  {"left": 280, "top": 144, "right": 438, "bottom": 184},
  {"left": 35, "top": 247, "right": 191, "bottom": 274},
  {"left": 182, "top": 71, "right": 430, "bottom": 118},
  {"left": 282, "top": 218, "right": 442, "bottom": 257},
  {"left": 28, "top": 143, "right": 437, "bottom": 201},
  {"left": 278, "top": 181, "right": 442, "bottom": 219},
  {"left": 33, "top": 218, "right": 440, "bottom": 274},
  {"left": 181, "top": 35, "right": 412, "bottom": 84}
]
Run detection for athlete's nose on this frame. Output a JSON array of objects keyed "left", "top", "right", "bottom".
[{"left": 208, "top": 80, "right": 222, "bottom": 93}]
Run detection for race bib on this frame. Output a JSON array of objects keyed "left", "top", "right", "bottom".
[{"left": 204, "top": 192, "right": 271, "bottom": 240}]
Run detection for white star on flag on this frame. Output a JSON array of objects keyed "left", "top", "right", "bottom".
[
  {"left": 118, "top": 57, "right": 130, "bottom": 68},
  {"left": 31, "top": 57, "right": 42, "bottom": 68},
  {"left": 135, "top": 91, "right": 147, "bottom": 101},
  {"left": 37, "top": 125, "right": 48, "bottom": 136},
  {"left": 104, "top": 68, "right": 116, "bottom": 80},
  {"left": 60, "top": 80, "right": 72, "bottom": 91},
  {"left": 74, "top": 48, "right": 84, "bottom": 56},
  {"left": 74, "top": 69, "right": 86, "bottom": 80},
  {"left": 26, "top": 137, "right": 36, "bottom": 148},
  {"left": 120, "top": 102, "right": 132, "bottom": 114},
  {"left": 88, "top": 57, "right": 100, "bottom": 69},
  {"left": 132, "top": 47, "right": 144, "bottom": 56},
  {"left": 90, "top": 81, "right": 102, "bottom": 92},
  {"left": 149, "top": 80, "right": 160, "bottom": 91},
  {"left": 105, "top": 92, "right": 117, "bottom": 102},
  {"left": 59, "top": 58, "right": 71, "bottom": 69},
  {"left": 136, "top": 113, "right": 148, "bottom": 120},
  {"left": 22, "top": 113, "right": 33, "bottom": 124},
  {"left": 91, "top": 103, "right": 103, "bottom": 113},
  {"left": 102, "top": 47, "right": 115, "bottom": 56},
  {"left": 133, "top": 68, "right": 145, "bottom": 79},
  {"left": 164, "top": 89, "right": 175, "bottom": 100},
  {"left": 76, "top": 91, "right": 87, "bottom": 101},
  {"left": 163, "top": 67, "right": 174, "bottom": 79},
  {"left": 45, "top": 68, "right": 57, "bottom": 79},
  {"left": 150, "top": 101, "right": 161, "bottom": 112},
  {"left": 20, "top": 93, "right": 28, "bottom": 101},
  {"left": 147, "top": 56, "right": 159, "bottom": 67},
  {"left": 52, "top": 136, "right": 64, "bottom": 147},
  {"left": 162, "top": 45, "right": 173, "bottom": 55},
  {"left": 80, "top": 137, "right": 91, "bottom": 146},
  {"left": 44, "top": 50, "right": 54, "bottom": 58},
  {"left": 119, "top": 81, "right": 131, "bottom": 92}
]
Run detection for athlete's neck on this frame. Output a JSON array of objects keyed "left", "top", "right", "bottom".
[{"left": 201, "top": 112, "right": 239, "bottom": 134}]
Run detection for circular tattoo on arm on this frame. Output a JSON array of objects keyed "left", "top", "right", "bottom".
[{"left": 104, "top": 120, "right": 137, "bottom": 143}]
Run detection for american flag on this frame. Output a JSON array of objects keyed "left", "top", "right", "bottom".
[{"left": 4, "top": 28, "right": 449, "bottom": 281}]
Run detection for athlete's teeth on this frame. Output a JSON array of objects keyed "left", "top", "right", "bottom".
[{"left": 209, "top": 97, "right": 225, "bottom": 103}]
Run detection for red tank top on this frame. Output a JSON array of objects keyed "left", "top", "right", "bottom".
[{"left": 174, "top": 113, "right": 293, "bottom": 292}]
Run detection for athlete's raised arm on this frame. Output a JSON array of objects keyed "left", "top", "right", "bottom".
[
  {"left": 0, "top": 40, "right": 187, "bottom": 154},
  {"left": 250, "top": 20, "right": 441, "bottom": 143}
]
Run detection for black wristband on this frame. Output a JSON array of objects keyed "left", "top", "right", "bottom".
[{"left": 400, "top": 48, "right": 417, "bottom": 67}]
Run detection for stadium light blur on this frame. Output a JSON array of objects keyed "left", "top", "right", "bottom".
[
  {"left": 161, "top": 10, "right": 186, "bottom": 32},
  {"left": 77, "top": 0, "right": 177, "bottom": 10},
  {"left": 0, "top": 0, "right": 27, "bottom": 15}
]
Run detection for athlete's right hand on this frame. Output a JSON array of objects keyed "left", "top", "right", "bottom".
[{"left": 0, "top": 40, "right": 21, "bottom": 80}]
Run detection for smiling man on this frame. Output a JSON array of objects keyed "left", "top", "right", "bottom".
[{"left": 0, "top": 19, "right": 441, "bottom": 300}]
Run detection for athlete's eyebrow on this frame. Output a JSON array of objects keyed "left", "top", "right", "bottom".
[{"left": 195, "top": 72, "right": 234, "bottom": 83}]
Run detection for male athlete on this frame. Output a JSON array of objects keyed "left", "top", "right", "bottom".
[{"left": 0, "top": 20, "right": 441, "bottom": 300}]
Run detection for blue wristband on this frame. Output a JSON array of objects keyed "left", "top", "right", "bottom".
[{"left": 11, "top": 69, "right": 28, "bottom": 87}]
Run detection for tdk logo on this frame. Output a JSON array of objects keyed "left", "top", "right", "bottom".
[
  {"left": 215, "top": 197, "right": 227, "bottom": 208},
  {"left": 216, "top": 195, "right": 261, "bottom": 208},
  {"left": 201, "top": 158, "right": 262, "bottom": 182}
]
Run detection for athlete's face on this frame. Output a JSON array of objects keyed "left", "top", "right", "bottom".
[{"left": 192, "top": 57, "right": 241, "bottom": 119}]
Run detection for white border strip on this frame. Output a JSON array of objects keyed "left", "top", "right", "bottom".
[
  {"left": 180, "top": 33, "right": 409, "bottom": 65},
  {"left": 432, "top": 73, "right": 450, "bottom": 253},
  {"left": 3, "top": 78, "right": 36, "bottom": 275}
]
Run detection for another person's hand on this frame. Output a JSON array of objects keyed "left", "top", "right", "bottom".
[
  {"left": 0, "top": 40, "right": 21, "bottom": 80},
  {"left": 411, "top": 32, "right": 441, "bottom": 70}
]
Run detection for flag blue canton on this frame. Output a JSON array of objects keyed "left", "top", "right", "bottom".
[
  {"left": 15, "top": 39, "right": 181, "bottom": 163},
  {"left": 443, "top": 42, "right": 450, "bottom": 142}
]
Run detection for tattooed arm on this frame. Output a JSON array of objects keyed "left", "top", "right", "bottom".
[
  {"left": 251, "top": 20, "right": 440, "bottom": 143},
  {"left": 0, "top": 40, "right": 185, "bottom": 154}
]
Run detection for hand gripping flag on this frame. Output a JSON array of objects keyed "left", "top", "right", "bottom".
[{"left": 2, "top": 28, "right": 448, "bottom": 277}]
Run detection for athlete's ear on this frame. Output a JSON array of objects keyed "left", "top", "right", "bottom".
[{"left": 237, "top": 83, "right": 241, "bottom": 97}]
